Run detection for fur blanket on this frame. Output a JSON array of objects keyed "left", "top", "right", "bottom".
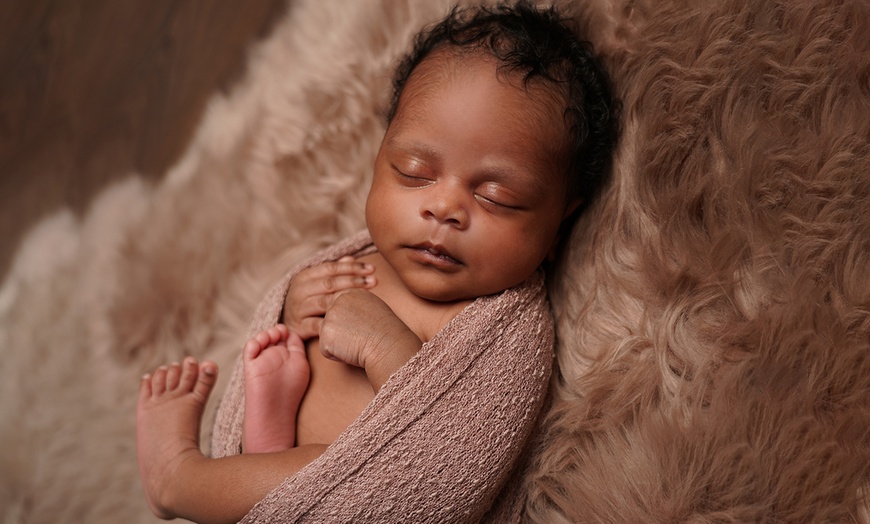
[{"left": 1, "top": 0, "right": 867, "bottom": 522}]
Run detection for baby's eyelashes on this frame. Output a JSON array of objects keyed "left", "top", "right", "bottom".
[{"left": 393, "top": 167, "right": 434, "bottom": 187}]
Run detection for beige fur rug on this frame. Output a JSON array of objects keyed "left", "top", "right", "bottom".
[{"left": 2, "top": 0, "right": 868, "bottom": 522}]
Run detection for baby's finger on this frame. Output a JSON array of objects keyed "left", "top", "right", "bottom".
[
  {"left": 316, "top": 272, "right": 376, "bottom": 296},
  {"left": 296, "top": 317, "right": 323, "bottom": 340},
  {"left": 300, "top": 258, "right": 375, "bottom": 282},
  {"left": 290, "top": 261, "right": 374, "bottom": 300},
  {"left": 292, "top": 275, "right": 376, "bottom": 316},
  {"left": 287, "top": 292, "right": 329, "bottom": 323}
]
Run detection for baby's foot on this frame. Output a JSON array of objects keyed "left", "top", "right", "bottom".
[
  {"left": 243, "top": 324, "right": 310, "bottom": 453},
  {"left": 136, "top": 357, "right": 217, "bottom": 519}
]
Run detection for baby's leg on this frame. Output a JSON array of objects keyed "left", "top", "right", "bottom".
[
  {"left": 136, "top": 357, "right": 217, "bottom": 519},
  {"left": 243, "top": 324, "right": 310, "bottom": 453}
]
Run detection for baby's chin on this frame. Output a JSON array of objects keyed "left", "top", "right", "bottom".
[
  {"left": 402, "top": 277, "right": 509, "bottom": 304},
  {"left": 399, "top": 278, "right": 470, "bottom": 303}
]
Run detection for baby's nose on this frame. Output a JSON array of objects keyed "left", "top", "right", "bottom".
[{"left": 421, "top": 186, "right": 469, "bottom": 229}]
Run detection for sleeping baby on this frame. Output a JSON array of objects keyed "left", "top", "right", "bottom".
[{"left": 135, "top": 2, "right": 618, "bottom": 522}]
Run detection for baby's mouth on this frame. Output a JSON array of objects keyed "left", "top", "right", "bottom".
[{"left": 408, "top": 242, "right": 462, "bottom": 267}]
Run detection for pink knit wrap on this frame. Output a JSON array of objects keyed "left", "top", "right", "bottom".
[{"left": 211, "top": 231, "right": 554, "bottom": 522}]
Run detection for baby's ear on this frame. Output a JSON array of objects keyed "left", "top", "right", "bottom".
[
  {"left": 562, "top": 198, "right": 582, "bottom": 220},
  {"left": 546, "top": 199, "right": 583, "bottom": 262}
]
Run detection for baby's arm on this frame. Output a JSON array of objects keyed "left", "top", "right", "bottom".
[
  {"left": 161, "top": 444, "right": 327, "bottom": 524},
  {"left": 319, "top": 289, "right": 422, "bottom": 392}
]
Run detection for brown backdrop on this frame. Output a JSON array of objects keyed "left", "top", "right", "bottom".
[{"left": 0, "top": 0, "right": 287, "bottom": 278}]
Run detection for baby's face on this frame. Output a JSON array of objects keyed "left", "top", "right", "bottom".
[{"left": 366, "top": 53, "right": 572, "bottom": 302}]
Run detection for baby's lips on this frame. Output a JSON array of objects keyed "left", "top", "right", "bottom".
[{"left": 410, "top": 241, "right": 462, "bottom": 264}]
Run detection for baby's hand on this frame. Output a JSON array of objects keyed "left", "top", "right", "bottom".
[
  {"left": 284, "top": 256, "right": 375, "bottom": 339},
  {"left": 319, "top": 290, "right": 422, "bottom": 387}
]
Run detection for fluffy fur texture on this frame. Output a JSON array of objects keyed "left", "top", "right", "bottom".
[
  {"left": 1, "top": 0, "right": 867, "bottom": 522},
  {"left": 529, "top": 0, "right": 870, "bottom": 521}
]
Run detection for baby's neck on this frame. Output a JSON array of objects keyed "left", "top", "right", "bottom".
[{"left": 357, "top": 252, "right": 471, "bottom": 342}]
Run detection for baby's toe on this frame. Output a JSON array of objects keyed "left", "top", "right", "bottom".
[
  {"left": 151, "top": 366, "right": 168, "bottom": 396},
  {"left": 254, "top": 331, "right": 272, "bottom": 347},
  {"left": 177, "top": 357, "right": 199, "bottom": 392},
  {"left": 139, "top": 373, "right": 153, "bottom": 401},
  {"left": 165, "top": 362, "right": 182, "bottom": 391},
  {"left": 265, "top": 325, "right": 286, "bottom": 344},
  {"left": 191, "top": 362, "right": 218, "bottom": 403},
  {"left": 243, "top": 339, "right": 262, "bottom": 361}
]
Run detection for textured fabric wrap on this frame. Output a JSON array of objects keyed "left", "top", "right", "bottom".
[{"left": 211, "top": 231, "right": 555, "bottom": 523}]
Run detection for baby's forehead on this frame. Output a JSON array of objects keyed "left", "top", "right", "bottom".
[
  {"left": 412, "top": 49, "right": 564, "bottom": 100},
  {"left": 401, "top": 50, "right": 570, "bottom": 144}
]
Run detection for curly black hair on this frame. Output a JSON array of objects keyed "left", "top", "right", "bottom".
[{"left": 386, "top": 1, "right": 620, "bottom": 208}]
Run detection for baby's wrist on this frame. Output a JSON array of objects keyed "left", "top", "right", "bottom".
[{"left": 364, "top": 330, "right": 422, "bottom": 392}]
